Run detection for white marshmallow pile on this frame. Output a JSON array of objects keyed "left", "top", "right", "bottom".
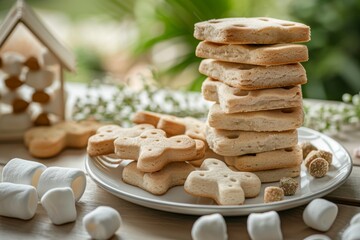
[
  {"left": 191, "top": 213, "right": 228, "bottom": 240},
  {"left": 83, "top": 206, "right": 122, "bottom": 240},
  {"left": 2, "top": 158, "right": 46, "bottom": 187},
  {"left": 37, "top": 166, "right": 86, "bottom": 201},
  {"left": 41, "top": 187, "right": 77, "bottom": 225},
  {"left": 247, "top": 211, "right": 283, "bottom": 240},
  {"left": 0, "top": 158, "right": 85, "bottom": 225},
  {"left": 303, "top": 198, "right": 338, "bottom": 232},
  {"left": 342, "top": 213, "right": 360, "bottom": 240},
  {"left": 0, "top": 182, "right": 38, "bottom": 220}
]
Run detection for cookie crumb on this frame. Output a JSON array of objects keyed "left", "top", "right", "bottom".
[
  {"left": 279, "top": 177, "right": 298, "bottom": 196},
  {"left": 264, "top": 186, "right": 284, "bottom": 203},
  {"left": 309, "top": 158, "right": 329, "bottom": 178},
  {"left": 300, "top": 142, "right": 317, "bottom": 159}
]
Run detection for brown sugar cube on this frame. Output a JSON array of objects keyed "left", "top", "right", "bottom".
[
  {"left": 309, "top": 158, "right": 329, "bottom": 178},
  {"left": 304, "top": 150, "right": 332, "bottom": 168},
  {"left": 300, "top": 141, "right": 317, "bottom": 159},
  {"left": 34, "top": 112, "right": 51, "bottom": 126},
  {"left": 5, "top": 76, "right": 23, "bottom": 90},
  {"left": 24, "top": 56, "right": 41, "bottom": 70},
  {"left": 32, "top": 90, "right": 50, "bottom": 103},
  {"left": 264, "top": 186, "right": 284, "bottom": 203},
  {"left": 12, "top": 98, "right": 29, "bottom": 113},
  {"left": 279, "top": 177, "right": 298, "bottom": 196}
]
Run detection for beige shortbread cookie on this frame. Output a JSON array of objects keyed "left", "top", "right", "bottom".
[
  {"left": 202, "top": 78, "right": 303, "bottom": 113},
  {"left": 208, "top": 104, "right": 304, "bottom": 132},
  {"left": 122, "top": 161, "right": 195, "bottom": 195},
  {"left": 304, "top": 150, "right": 333, "bottom": 168},
  {"left": 251, "top": 165, "right": 301, "bottom": 183},
  {"left": 114, "top": 129, "right": 205, "bottom": 172},
  {"left": 206, "top": 125, "right": 298, "bottom": 156},
  {"left": 199, "top": 59, "right": 307, "bottom": 90},
  {"left": 188, "top": 146, "right": 224, "bottom": 167},
  {"left": 24, "top": 121, "right": 102, "bottom": 158},
  {"left": 196, "top": 41, "right": 309, "bottom": 65},
  {"left": 224, "top": 145, "right": 302, "bottom": 171},
  {"left": 132, "top": 111, "right": 206, "bottom": 142},
  {"left": 87, "top": 124, "right": 155, "bottom": 156},
  {"left": 194, "top": 17, "right": 310, "bottom": 44},
  {"left": 184, "top": 158, "right": 261, "bottom": 205}
]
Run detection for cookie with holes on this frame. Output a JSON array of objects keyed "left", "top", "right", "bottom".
[
  {"left": 132, "top": 111, "right": 206, "bottom": 142},
  {"left": 196, "top": 41, "right": 308, "bottom": 66},
  {"left": 122, "top": 161, "right": 195, "bottom": 195},
  {"left": 206, "top": 125, "right": 298, "bottom": 156},
  {"left": 25, "top": 121, "right": 102, "bottom": 158},
  {"left": 194, "top": 17, "right": 310, "bottom": 44},
  {"left": 224, "top": 145, "right": 302, "bottom": 172},
  {"left": 202, "top": 78, "right": 302, "bottom": 113},
  {"left": 87, "top": 124, "right": 155, "bottom": 156},
  {"left": 199, "top": 59, "right": 307, "bottom": 90},
  {"left": 208, "top": 104, "right": 304, "bottom": 132},
  {"left": 114, "top": 129, "right": 206, "bottom": 172},
  {"left": 184, "top": 158, "right": 261, "bottom": 205}
]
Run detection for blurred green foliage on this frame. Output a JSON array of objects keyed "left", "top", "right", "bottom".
[
  {"left": 289, "top": 0, "right": 360, "bottom": 100},
  {"left": 1, "top": 0, "right": 359, "bottom": 100}
]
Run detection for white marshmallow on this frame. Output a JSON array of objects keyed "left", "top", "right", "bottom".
[
  {"left": 25, "top": 68, "right": 54, "bottom": 90},
  {"left": 247, "top": 211, "right": 283, "bottom": 240},
  {"left": 0, "top": 112, "right": 32, "bottom": 132},
  {"left": 0, "top": 89, "right": 19, "bottom": 105},
  {"left": 350, "top": 213, "right": 360, "bottom": 225},
  {"left": 191, "top": 213, "right": 228, "bottom": 240},
  {"left": 303, "top": 198, "right": 338, "bottom": 232},
  {"left": 0, "top": 182, "right": 38, "bottom": 220},
  {"left": 304, "top": 234, "right": 331, "bottom": 240},
  {"left": 37, "top": 167, "right": 86, "bottom": 202},
  {"left": 83, "top": 206, "right": 121, "bottom": 240},
  {"left": 342, "top": 223, "right": 360, "bottom": 240},
  {"left": 1, "top": 52, "right": 25, "bottom": 76},
  {"left": 2, "top": 158, "right": 46, "bottom": 187},
  {"left": 41, "top": 187, "right": 77, "bottom": 225}
]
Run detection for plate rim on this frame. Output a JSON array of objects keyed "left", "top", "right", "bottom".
[{"left": 85, "top": 127, "right": 353, "bottom": 215}]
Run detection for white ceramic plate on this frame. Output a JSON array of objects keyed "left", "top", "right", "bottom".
[{"left": 85, "top": 127, "right": 352, "bottom": 216}]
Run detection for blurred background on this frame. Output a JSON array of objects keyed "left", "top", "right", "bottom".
[{"left": 1, "top": 0, "right": 359, "bottom": 100}]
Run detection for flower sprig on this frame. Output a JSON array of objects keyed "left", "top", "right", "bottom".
[{"left": 71, "top": 80, "right": 209, "bottom": 126}]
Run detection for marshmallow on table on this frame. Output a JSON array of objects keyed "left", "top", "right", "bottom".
[
  {"left": 0, "top": 182, "right": 38, "bottom": 220},
  {"left": 191, "top": 213, "right": 228, "bottom": 240},
  {"left": 37, "top": 167, "right": 86, "bottom": 201},
  {"left": 41, "top": 187, "right": 77, "bottom": 225},
  {"left": 342, "top": 223, "right": 360, "bottom": 240},
  {"left": 303, "top": 198, "right": 338, "bottom": 232},
  {"left": 304, "top": 234, "right": 331, "bottom": 240},
  {"left": 83, "top": 206, "right": 121, "bottom": 240},
  {"left": 350, "top": 213, "right": 360, "bottom": 225},
  {"left": 2, "top": 158, "right": 46, "bottom": 187},
  {"left": 247, "top": 211, "right": 283, "bottom": 240}
]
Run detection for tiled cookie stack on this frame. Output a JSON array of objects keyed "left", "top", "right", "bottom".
[{"left": 194, "top": 17, "right": 311, "bottom": 182}]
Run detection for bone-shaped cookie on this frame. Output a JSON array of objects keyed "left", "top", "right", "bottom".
[
  {"left": 184, "top": 158, "right": 261, "bottom": 205},
  {"left": 24, "top": 121, "right": 102, "bottom": 158},
  {"left": 132, "top": 111, "right": 206, "bottom": 142},
  {"left": 202, "top": 78, "right": 302, "bottom": 113},
  {"left": 199, "top": 59, "right": 307, "bottom": 90},
  {"left": 114, "top": 129, "right": 205, "bottom": 172},
  {"left": 194, "top": 17, "right": 310, "bottom": 44},
  {"left": 122, "top": 161, "right": 195, "bottom": 195},
  {"left": 87, "top": 124, "right": 154, "bottom": 156}
]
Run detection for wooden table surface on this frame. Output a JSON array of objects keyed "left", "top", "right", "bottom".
[{"left": 0, "top": 137, "right": 360, "bottom": 240}]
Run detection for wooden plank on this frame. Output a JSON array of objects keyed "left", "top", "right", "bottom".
[{"left": 0, "top": 166, "right": 358, "bottom": 239}]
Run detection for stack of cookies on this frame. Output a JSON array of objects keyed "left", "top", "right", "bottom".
[{"left": 194, "top": 17, "right": 311, "bottom": 182}]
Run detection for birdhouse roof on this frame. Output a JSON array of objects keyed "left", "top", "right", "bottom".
[{"left": 0, "top": 0, "right": 76, "bottom": 72}]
